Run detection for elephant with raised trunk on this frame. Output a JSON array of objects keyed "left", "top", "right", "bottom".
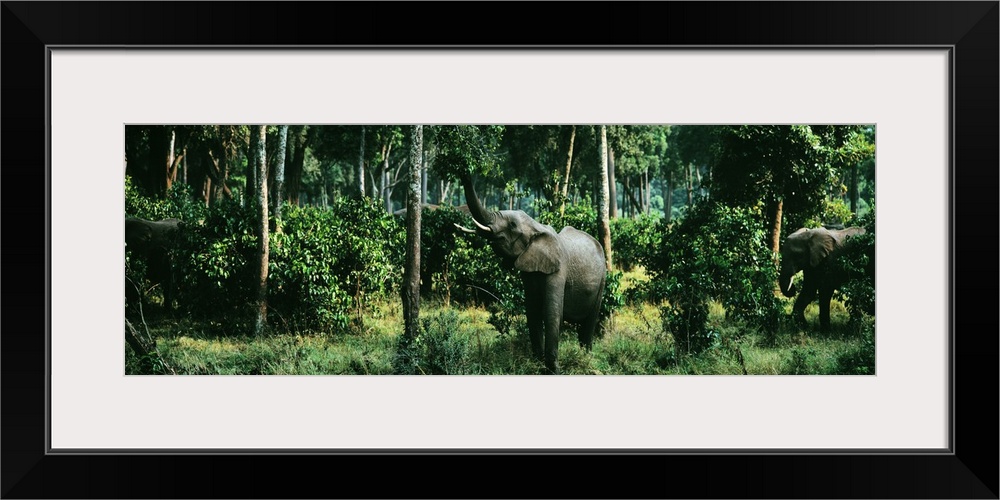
[
  {"left": 778, "top": 226, "right": 867, "bottom": 332},
  {"left": 455, "top": 174, "right": 606, "bottom": 374}
]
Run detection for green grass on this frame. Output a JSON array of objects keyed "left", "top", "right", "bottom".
[{"left": 127, "top": 272, "right": 874, "bottom": 375}]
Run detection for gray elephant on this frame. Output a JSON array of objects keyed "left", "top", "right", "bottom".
[
  {"left": 125, "top": 217, "right": 182, "bottom": 309},
  {"left": 455, "top": 174, "right": 606, "bottom": 374},
  {"left": 778, "top": 226, "right": 866, "bottom": 332}
]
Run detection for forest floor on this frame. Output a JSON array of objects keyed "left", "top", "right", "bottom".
[{"left": 127, "top": 292, "right": 875, "bottom": 375}]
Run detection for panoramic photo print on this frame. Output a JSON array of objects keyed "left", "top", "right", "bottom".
[{"left": 124, "top": 125, "right": 876, "bottom": 375}]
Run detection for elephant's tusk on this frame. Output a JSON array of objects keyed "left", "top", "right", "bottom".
[
  {"left": 471, "top": 218, "right": 492, "bottom": 232},
  {"left": 785, "top": 280, "right": 794, "bottom": 293},
  {"left": 453, "top": 223, "right": 477, "bottom": 234}
]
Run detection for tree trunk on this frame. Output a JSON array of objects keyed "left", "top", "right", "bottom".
[
  {"left": 273, "top": 125, "right": 288, "bottom": 222},
  {"left": 285, "top": 125, "right": 308, "bottom": 206},
  {"left": 380, "top": 141, "right": 392, "bottom": 212},
  {"left": 252, "top": 125, "right": 269, "bottom": 336},
  {"left": 623, "top": 176, "right": 630, "bottom": 218},
  {"left": 246, "top": 129, "right": 257, "bottom": 205},
  {"left": 598, "top": 126, "right": 613, "bottom": 271},
  {"left": 608, "top": 146, "right": 618, "bottom": 219},
  {"left": 664, "top": 174, "right": 672, "bottom": 222},
  {"left": 624, "top": 180, "right": 642, "bottom": 218},
  {"left": 439, "top": 179, "right": 452, "bottom": 205},
  {"left": 767, "top": 198, "right": 783, "bottom": 261},
  {"left": 686, "top": 162, "right": 693, "bottom": 206},
  {"left": 850, "top": 161, "right": 859, "bottom": 213},
  {"left": 560, "top": 125, "right": 576, "bottom": 216},
  {"left": 421, "top": 150, "right": 428, "bottom": 206},
  {"left": 165, "top": 129, "right": 177, "bottom": 191},
  {"left": 644, "top": 169, "right": 651, "bottom": 215},
  {"left": 402, "top": 126, "right": 423, "bottom": 342},
  {"left": 148, "top": 126, "right": 172, "bottom": 197},
  {"left": 695, "top": 163, "right": 704, "bottom": 198},
  {"left": 358, "top": 125, "right": 366, "bottom": 198}
]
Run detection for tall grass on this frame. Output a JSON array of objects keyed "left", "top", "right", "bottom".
[{"left": 130, "top": 296, "right": 873, "bottom": 375}]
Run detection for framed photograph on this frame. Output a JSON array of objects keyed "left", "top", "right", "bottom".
[{"left": 4, "top": 2, "right": 996, "bottom": 498}]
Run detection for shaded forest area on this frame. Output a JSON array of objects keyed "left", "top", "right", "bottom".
[{"left": 125, "top": 125, "right": 876, "bottom": 375}]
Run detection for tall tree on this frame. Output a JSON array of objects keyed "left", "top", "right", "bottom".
[
  {"left": 560, "top": 125, "right": 577, "bottom": 216},
  {"left": 358, "top": 125, "right": 366, "bottom": 197},
  {"left": 598, "top": 125, "right": 613, "bottom": 270},
  {"left": 284, "top": 125, "right": 309, "bottom": 206},
  {"left": 251, "top": 125, "right": 269, "bottom": 336},
  {"left": 607, "top": 146, "right": 618, "bottom": 219},
  {"left": 246, "top": 127, "right": 258, "bottom": 204},
  {"left": 402, "top": 126, "right": 423, "bottom": 342},
  {"left": 273, "top": 125, "right": 288, "bottom": 222}
]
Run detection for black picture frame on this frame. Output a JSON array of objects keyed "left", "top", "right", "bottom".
[{"left": 3, "top": 2, "right": 996, "bottom": 498}]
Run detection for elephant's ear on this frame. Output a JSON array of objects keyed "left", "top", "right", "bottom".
[
  {"left": 515, "top": 232, "right": 561, "bottom": 274},
  {"left": 125, "top": 220, "right": 152, "bottom": 247},
  {"left": 808, "top": 229, "right": 836, "bottom": 267}
]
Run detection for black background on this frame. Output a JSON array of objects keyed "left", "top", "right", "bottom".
[{"left": 3, "top": 2, "right": 997, "bottom": 498}]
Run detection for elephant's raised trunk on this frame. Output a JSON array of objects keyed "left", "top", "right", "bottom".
[{"left": 460, "top": 173, "right": 495, "bottom": 228}]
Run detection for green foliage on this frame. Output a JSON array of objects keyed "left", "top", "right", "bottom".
[
  {"left": 601, "top": 271, "right": 625, "bottom": 323},
  {"left": 268, "top": 205, "right": 353, "bottom": 331},
  {"left": 393, "top": 309, "right": 469, "bottom": 375},
  {"left": 804, "top": 197, "right": 854, "bottom": 228},
  {"left": 710, "top": 125, "right": 833, "bottom": 230},
  {"left": 535, "top": 198, "right": 598, "bottom": 237},
  {"left": 833, "top": 317, "right": 875, "bottom": 374},
  {"left": 610, "top": 215, "right": 662, "bottom": 271},
  {"left": 273, "top": 198, "right": 404, "bottom": 329},
  {"left": 838, "top": 205, "right": 876, "bottom": 325},
  {"left": 434, "top": 125, "right": 506, "bottom": 179},
  {"left": 129, "top": 178, "right": 405, "bottom": 332},
  {"left": 418, "top": 206, "right": 473, "bottom": 297},
  {"left": 646, "top": 201, "right": 783, "bottom": 354},
  {"left": 172, "top": 199, "right": 257, "bottom": 323},
  {"left": 126, "top": 175, "right": 207, "bottom": 222}
]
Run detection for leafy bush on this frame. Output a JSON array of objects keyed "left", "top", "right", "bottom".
[
  {"left": 393, "top": 309, "right": 468, "bottom": 374},
  {"left": 125, "top": 176, "right": 209, "bottom": 309},
  {"left": 536, "top": 199, "right": 598, "bottom": 239},
  {"left": 270, "top": 199, "right": 404, "bottom": 331},
  {"left": 601, "top": 270, "right": 625, "bottom": 323},
  {"left": 838, "top": 205, "right": 876, "bottom": 326},
  {"left": 419, "top": 206, "right": 476, "bottom": 300},
  {"left": 128, "top": 178, "right": 405, "bottom": 332},
  {"left": 172, "top": 199, "right": 257, "bottom": 323},
  {"left": 610, "top": 215, "right": 662, "bottom": 271},
  {"left": 125, "top": 175, "right": 207, "bottom": 223},
  {"left": 645, "top": 201, "right": 783, "bottom": 354},
  {"left": 268, "top": 205, "right": 353, "bottom": 331}
]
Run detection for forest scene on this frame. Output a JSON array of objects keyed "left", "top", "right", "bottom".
[{"left": 124, "top": 124, "right": 876, "bottom": 375}]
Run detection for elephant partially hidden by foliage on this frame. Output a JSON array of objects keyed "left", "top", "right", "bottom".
[
  {"left": 125, "top": 217, "right": 183, "bottom": 310},
  {"left": 778, "top": 226, "right": 868, "bottom": 331},
  {"left": 454, "top": 174, "right": 606, "bottom": 374}
]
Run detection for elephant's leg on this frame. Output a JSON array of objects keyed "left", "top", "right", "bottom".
[
  {"left": 578, "top": 308, "right": 600, "bottom": 350},
  {"left": 542, "top": 293, "right": 565, "bottom": 375},
  {"left": 792, "top": 279, "right": 817, "bottom": 328},
  {"left": 523, "top": 282, "right": 544, "bottom": 360},
  {"left": 818, "top": 286, "right": 835, "bottom": 333}
]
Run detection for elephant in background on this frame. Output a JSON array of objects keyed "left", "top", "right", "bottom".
[
  {"left": 455, "top": 174, "right": 606, "bottom": 374},
  {"left": 125, "top": 217, "right": 182, "bottom": 309},
  {"left": 778, "top": 226, "right": 867, "bottom": 332}
]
